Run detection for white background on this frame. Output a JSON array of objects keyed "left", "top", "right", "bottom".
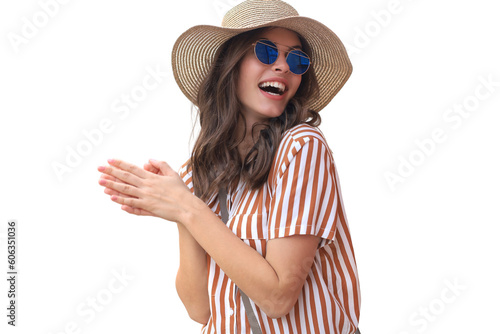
[{"left": 1, "top": 0, "right": 499, "bottom": 333}]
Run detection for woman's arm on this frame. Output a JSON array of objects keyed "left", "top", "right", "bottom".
[
  {"left": 98, "top": 158, "right": 319, "bottom": 318},
  {"left": 176, "top": 223, "right": 210, "bottom": 324},
  {"left": 186, "top": 200, "right": 320, "bottom": 318},
  {"left": 182, "top": 193, "right": 319, "bottom": 318}
]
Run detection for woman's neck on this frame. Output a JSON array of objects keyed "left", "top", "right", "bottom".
[{"left": 236, "top": 116, "right": 267, "bottom": 162}]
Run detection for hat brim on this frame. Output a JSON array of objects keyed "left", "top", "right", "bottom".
[{"left": 171, "top": 16, "right": 352, "bottom": 113}]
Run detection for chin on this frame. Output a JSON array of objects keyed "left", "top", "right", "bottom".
[
  {"left": 261, "top": 101, "right": 289, "bottom": 115},
  {"left": 261, "top": 107, "right": 286, "bottom": 120}
]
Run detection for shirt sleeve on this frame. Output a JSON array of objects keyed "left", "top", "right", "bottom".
[
  {"left": 178, "top": 159, "right": 218, "bottom": 209},
  {"left": 267, "top": 137, "right": 339, "bottom": 245}
]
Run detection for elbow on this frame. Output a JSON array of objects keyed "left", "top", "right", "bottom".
[
  {"left": 175, "top": 276, "right": 210, "bottom": 324},
  {"left": 187, "top": 308, "right": 210, "bottom": 324},
  {"left": 262, "top": 304, "right": 294, "bottom": 319},
  {"left": 259, "top": 295, "right": 297, "bottom": 319},
  {"left": 177, "top": 289, "right": 210, "bottom": 324}
]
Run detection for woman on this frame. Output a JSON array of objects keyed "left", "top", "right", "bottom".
[{"left": 98, "top": 0, "right": 361, "bottom": 333}]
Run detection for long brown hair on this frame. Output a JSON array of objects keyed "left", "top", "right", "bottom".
[{"left": 190, "top": 27, "right": 320, "bottom": 201}]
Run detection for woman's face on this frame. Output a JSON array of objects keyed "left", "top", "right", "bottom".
[{"left": 237, "top": 28, "right": 303, "bottom": 125}]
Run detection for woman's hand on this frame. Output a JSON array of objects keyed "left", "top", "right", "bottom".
[{"left": 97, "top": 159, "right": 192, "bottom": 223}]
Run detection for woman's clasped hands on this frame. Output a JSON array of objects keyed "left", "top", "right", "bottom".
[{"left": 97, "top": 159, "right": 192, "bottom": 223}]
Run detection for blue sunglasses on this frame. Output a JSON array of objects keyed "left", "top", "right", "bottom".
[{"left": 253, "top": 39, "right": 311, "bottom": 75}]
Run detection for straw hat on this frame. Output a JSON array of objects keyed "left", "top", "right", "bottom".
[{"left": 171, "top": 0, "right": 352, "bottom": 113}]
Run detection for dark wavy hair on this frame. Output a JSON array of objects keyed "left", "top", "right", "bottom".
[{"left": 190, "top": 27, "right": 321, "bottom": 201}]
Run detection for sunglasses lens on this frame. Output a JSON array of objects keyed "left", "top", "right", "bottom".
[
  {"left": 287, "top": 50, "right": 310, "bottom": 75},
  {"left": 255, "top": 40, "right": 278, "bottom": 65}
]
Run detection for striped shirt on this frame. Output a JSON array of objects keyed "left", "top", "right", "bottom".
[{"left": 179, "top": 123, "right": 361, "bottom": 334}]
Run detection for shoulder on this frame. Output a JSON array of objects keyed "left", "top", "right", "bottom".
[
  {"left": 271, "top": 123, "right": 332, "bottom": 179},
  {"left": 280, "top": 123, "right": 330, "bottom": 149}
]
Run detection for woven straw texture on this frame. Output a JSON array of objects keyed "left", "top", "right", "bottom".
[{"left": 171, "top": 0, "right": 352, "bottom": 112}]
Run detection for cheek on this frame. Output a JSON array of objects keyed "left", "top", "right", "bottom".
[
  {"left": 240, "top": 52, "right": 268, "bottom": 78},
  {"left": 238, "top": 61, "right": 269, "bottom": 99},
  {"left": 238, "top": 58, "right": 257, "bottom": 90}
]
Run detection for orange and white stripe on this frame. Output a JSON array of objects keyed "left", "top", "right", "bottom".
[{"left": 180, "top": 123, "right": 361, "bottom": 334}]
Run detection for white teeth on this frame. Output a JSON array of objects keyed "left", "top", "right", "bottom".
[{"left": 258, "top": 81, "right": 286, "bottom": 93}]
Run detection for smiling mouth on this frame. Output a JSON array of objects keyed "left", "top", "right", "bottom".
[{"left": 258, "top": 81, "right": 287, "bottom": 96}]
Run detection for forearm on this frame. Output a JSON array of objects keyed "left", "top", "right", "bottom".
[{"left": 176, "top": 223, "right": 210, "bottom": 324}]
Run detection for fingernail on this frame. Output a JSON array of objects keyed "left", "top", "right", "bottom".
[
  {"left": 108, "top": 159, "right": 115, "bottom": 164},
  {"left": 97, "top": 166, "right": 105, "bottom": 172}
]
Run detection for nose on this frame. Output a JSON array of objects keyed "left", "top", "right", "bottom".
[{"left": 271, "top": 50, "right": 290, "bottom": 73}]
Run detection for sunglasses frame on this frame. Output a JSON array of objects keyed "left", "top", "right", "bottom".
[{"left": 252, "top": 39, "right": 311, "bottom": 75}]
